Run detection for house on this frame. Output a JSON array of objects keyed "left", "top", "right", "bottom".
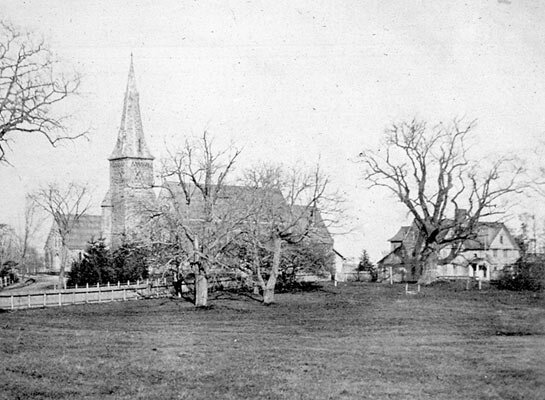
[{"left": 378, "top": 218, "right": 520, "bottom": 283}]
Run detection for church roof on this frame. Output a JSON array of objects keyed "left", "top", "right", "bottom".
[
  {"left": 109, "top": 56, "right": 154, "bottom": 161},
  {"left": 291, "top": 205, "right": 334, "bottom": 246},
  {"left": 65, "top": 215, "right": 102, "bottom": 249},
  {"left": 101, "top": 189, "right": 112, "bottom": 207},
  {"left": 159, "top": 181, "right": 333, "bottom": 244}
]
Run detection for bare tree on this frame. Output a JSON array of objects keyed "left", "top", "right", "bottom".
[
  {"left": 16, "top": 196, "right": 44, "bottom": 277},
  {"left": 0, "top": 21, "right": 84, "bottom": 164},
  {"left": 242, "top": 162, "right": 338, "bottom": 304},
  {"left": 359, "top": 118, "right": 524, "bottom": 283},
  {"left": 157, "top": 132, "right": 244, "bottom": 307},
  {"left": 0, "top": 223, "right": 20, "bottom": 270},
  {"left": 31, "top": 182, "right": 91, "bottom": 286}
]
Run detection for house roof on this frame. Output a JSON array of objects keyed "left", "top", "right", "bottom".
[
  {"left": 377, "top": 244, "right": 406, "bottom": 266},
  {"left": 463, "top": 222, "right": 518, "bottom": 251},
  {"left": 385, "top": 218, "right": 519, "bottom": 255},
  {"left": 388, "top": 226, "right": 411, "bottom": 242}
]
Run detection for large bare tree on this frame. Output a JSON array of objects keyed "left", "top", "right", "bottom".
[
  {"left": 242, "top": 162, "right": 338, "bottom": 304},
  {"left": 359, "top": 118, "right": 524, "bottom": 283},
  {"left": 157, "top": 132, "right": 244, "bottom": 307},
  {"left": 0, "top": 21, "right": 84, "bottom": 164},
  {"left": 31, "top": 182, "right": 91, "bottom": 286}
]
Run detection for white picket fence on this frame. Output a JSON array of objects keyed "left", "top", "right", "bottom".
[
  {"left": 0, "top": 279, "right": 171, "bottom": 311},
  {"left": 0, "top": 276, "right": 15, "bottom": 288}
]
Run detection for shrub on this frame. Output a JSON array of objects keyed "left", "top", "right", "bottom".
[
  {"left": 111, "top": 242, "right": 149, "bottom": 283},
  {"left": 68, "top": 240, "right": 149, "bottom": 286},
  {"left": 0, "top": 261, "right": 19, "bottom": 284},
  {"left": 497, "top": 260, "right": 545, "bottom": 292},
  {"left": 67, "top": 240, "right": 110, "bottom": 286}
]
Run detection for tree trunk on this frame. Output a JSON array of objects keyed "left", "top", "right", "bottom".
[
  {"left": 195, "top": 271, "right": 208, "bottom": 307},
  {"left": 59, "top": 245, "right": 68, "bottom": 288},
  {"left": 417, "top": 251, "right": 438, "bottom": 285},
  {"left": 263, "top": 286, "right": 275, "bottom": 304},
  {"left": 263, "top": 236, "right": 282, "bottom": 305}
]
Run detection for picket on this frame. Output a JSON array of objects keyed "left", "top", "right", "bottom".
[{"left": 0, "top": 281, "right": 170, "bottom": 311}]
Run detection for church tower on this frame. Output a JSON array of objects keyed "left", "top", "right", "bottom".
[{"left": 101, "top": 56, "right": 155, "bottom": 247}]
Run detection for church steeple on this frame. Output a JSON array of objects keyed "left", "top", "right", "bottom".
[{"left": 109, "top": 55, "right": 154, "bottom": 160}]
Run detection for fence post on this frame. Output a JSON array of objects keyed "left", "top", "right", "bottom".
[
  {"left": 10, "top": 295, "right": 14, "bottom": 310},
  {"left": 28, "top": 294, "right": 31, "bottom": 309},
  {"left": 405, "top": 283, "right": 408, "bottom": 294},
  {"left": 107, "top": 282, "right": 110, "bottom": 288},
  {"left": 417, "top": 284, "right": 421, "bottom": 293},
  {"left": 58, "top": 292, "right": 62, "bottom": 306},
  {"left": 466, "top": 279, "right": 470, "bottom": 290},
  {"left": 478, "top": 278, "right": 482, "bottom": 290},
  {"left": 137, "top": 279, "right": 140, "bottom": 286},
  {"left": 117, "top": 281, "right": 120, "bottom": 287},
  {"left": 389, "top": 267, "right": 393, "bottom": 285},
  {"left": 123, "top": 288, "right": 126, "bottom": 301},
  {"left": 75, "top": 284, "right": 78, "bottom": 290},
  {"left": 127, "top": 280, "right": 130, "bottom": 287},
  {"left": 43, "top": 293, "right": 46, "bottom": 307}
]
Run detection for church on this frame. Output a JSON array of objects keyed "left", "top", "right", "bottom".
[
  {"left": 44, "top": 58, "right": 336, "bottom": 274},
  {"left": 45, "top": 57, "right": 163, "bottom": 270}
]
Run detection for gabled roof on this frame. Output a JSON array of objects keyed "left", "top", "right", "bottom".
[
  {"left": 159, "top": 181, "right": 333, "bottom": 245},
  {"left": 159, "top": 181, "right": 287, "bottom": 221},
  {"left": 101, "top": 189, "right": 112, "bottom": 207},
  {"left": 60, "top": 215, "right": 102, "bottom": 250},
  {"left": 377, "top": 243, "right": 406, "bottom": 266},
  {"left": 463, "top": 222, "right": 519, "bottom": 251},
  {"left": 385, "top": 218, "right": 519, "bottom": 253},
  {"left": 291, "top": 205, "right": 334, "bottom": 246},
  {"left": 388, "top": 226, "right": 411, "bottom": 242}
]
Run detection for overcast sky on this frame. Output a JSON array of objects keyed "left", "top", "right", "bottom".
[{"left": 1, "top": 0, "right": 544, "bottom": 260}]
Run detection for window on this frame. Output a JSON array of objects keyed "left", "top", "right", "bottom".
[{"left": 500, "top": 235, "right": 504, "bottom": 244}]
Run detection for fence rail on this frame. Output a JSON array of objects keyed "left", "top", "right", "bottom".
[{"left": 0, "top": 280, "right": 171, "bottom": 311}]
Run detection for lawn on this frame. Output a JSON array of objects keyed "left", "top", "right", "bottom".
[{"left": 0, "top": 282, "right": 544, "bottom": 400}]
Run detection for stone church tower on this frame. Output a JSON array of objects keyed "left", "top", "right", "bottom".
[{"left": 101, "top": 57, "right": 155, "bottom": 248}]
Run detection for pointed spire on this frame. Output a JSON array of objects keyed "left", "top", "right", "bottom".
[{"left": 109, "top": 56, "right": 154, "bottom": 161}]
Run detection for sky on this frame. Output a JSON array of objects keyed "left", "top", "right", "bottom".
[{"left": 1, "top": 0, "right": 545, "bottom": 261}]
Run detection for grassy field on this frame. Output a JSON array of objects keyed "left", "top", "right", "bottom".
[{"left": 0, "top": 282, "right": 544, "bottom": 400}]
